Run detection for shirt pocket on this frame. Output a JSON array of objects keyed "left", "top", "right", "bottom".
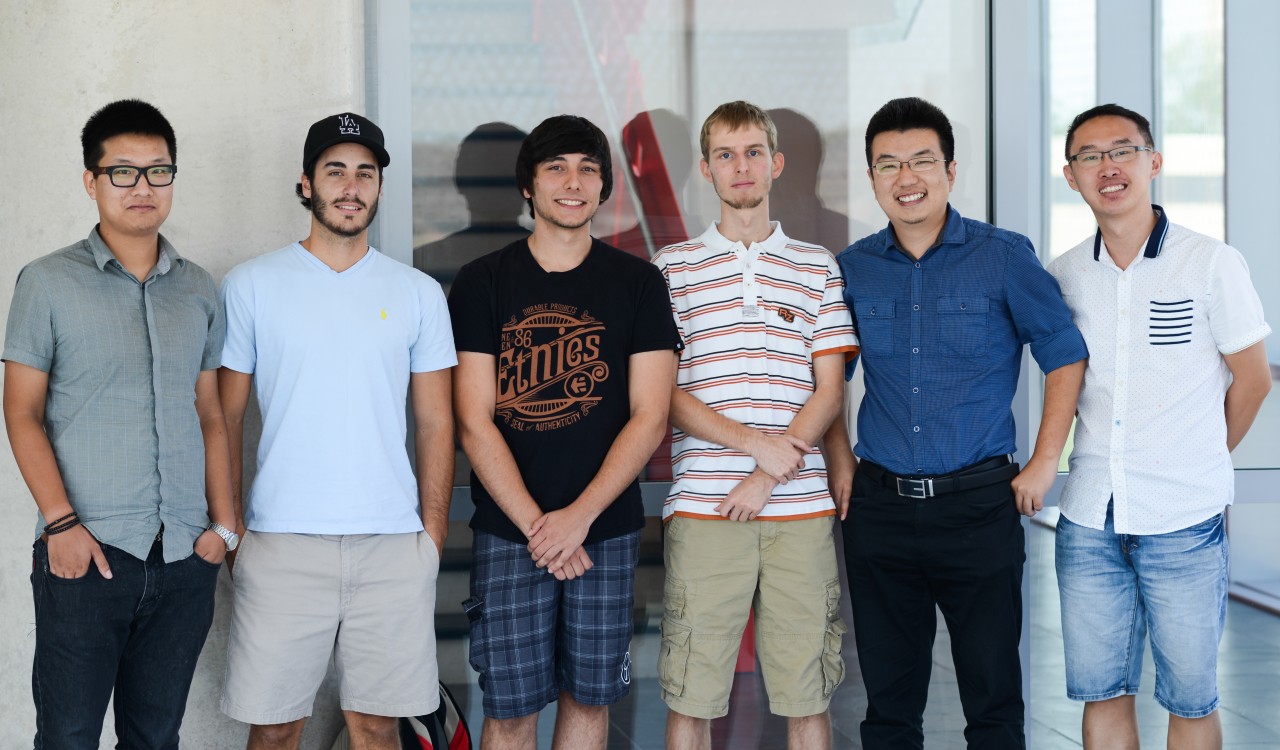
[
  {"left": 1148, "top": 298, "right": 1195, "bottom": 346},
  {"left": 937, "top": 295, "right": 989, "bottom": 357},
  {"left": 853, "top": 298, "right": 895, "bottom": 357}
]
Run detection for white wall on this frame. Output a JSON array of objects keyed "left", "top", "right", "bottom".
[{"left": 0, "top": 2, "right": 366, "bottom": 746}]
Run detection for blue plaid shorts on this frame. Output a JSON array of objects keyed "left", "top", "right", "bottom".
[{"left": 467, "top": 530, "right": 640, "bottom": 719}]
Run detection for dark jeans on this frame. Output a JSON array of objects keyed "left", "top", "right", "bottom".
[
  {"left": 842, "top": 467, "right": 1026, "bottom": 750},
  {"left": 31, "top": 537, "right": 220, "bottom": 750}
]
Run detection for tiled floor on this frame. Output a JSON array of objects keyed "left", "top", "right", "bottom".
[{"left": 436, "top": 518, "right": 1280, "bottom": 748}]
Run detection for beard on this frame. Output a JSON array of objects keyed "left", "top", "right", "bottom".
[
  {"left": 720, "top": 193, "right": 765, "bottom": 211},
  {"left": 312, "top": 194, "right": 379, "bottom": 238},
  {"left": 713, "top": 173, "right": 769, "bottom": 211}
]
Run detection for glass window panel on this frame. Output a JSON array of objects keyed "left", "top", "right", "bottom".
[
  {"left": 1160, "top": 0, "right": 1224, "bottom": 240},
  {"left": 1045, "top": 0, "right": 1096, "bottom": 472},
  {"left": 410, "top": 0, "right": 988, "bottom": 484},
  {"left": 1046, "top": 0, "right": 1096, "bottom": 263}
]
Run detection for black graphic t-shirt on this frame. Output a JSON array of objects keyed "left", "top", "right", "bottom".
[{"left": 449, "top": 238, "right": 681, "bottom": 544}]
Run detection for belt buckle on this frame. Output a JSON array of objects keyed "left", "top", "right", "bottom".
[{"left": 897, "top": 477, "right": 933, "bottom": 499}]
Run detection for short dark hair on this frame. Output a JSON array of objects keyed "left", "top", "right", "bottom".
[
  {"left": 864, "top": 97, "right": 954, "bottom": 166},
  {"left": 515, "top": 115, "right": 613, "bottom": 218},
  {"left": 1064, "top": 104, "right": 1155, "bottom": 161},
  {"left": 296, "top": 164, "right": 316, "bottom": 209},
  {"left": 82, "top": 99, "right": 176, "bottom": 170}
]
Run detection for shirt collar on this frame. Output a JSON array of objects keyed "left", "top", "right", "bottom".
[
  {"left": 700, "top": 220, "right": 788, "bottom": 255},
  {"left": 87, "top": 225, "right": 182, "bottom": 275},
  {"left": 876, "top": 204, "right": 965, "bottom": 257},
  {"left": 1093, "top": 204, "right": 1169, "bottom": 262}
]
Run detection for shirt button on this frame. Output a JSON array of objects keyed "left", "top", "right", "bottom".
[
  {"left": 912, "top": 387, "right": 919, "bottom": 394},
  {"left": 913, "top": 426, "right": 921, "bottom": 432},
  {"left": 912, "top": 347, "right": 919, "bottom": 353},
  {"left": 915, "top": 262, "right": 922, "bottom": 268},
  {"left": 913, "top": 304, "right": 920, "bottom": 311},
  {"left": 870, "top": 308, "right": 876, "bottom": 315},
  {"left": 960, "top": 303, "right": 966, "bottom": 310},
  {"left": 1115, "top": 419, "right": 1121, "bottom": 425}
]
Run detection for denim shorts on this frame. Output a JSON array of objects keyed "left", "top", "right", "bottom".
[
  {"left": 1056, "top": 505, "right": 1228, "bottom": 718},
  {"left": 468, "top": 530, "right": 640, "bottom": 719}
]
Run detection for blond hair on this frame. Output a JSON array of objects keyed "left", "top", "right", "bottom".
[{"left": 698, "top": 101, "right": 778, "bottom": 161}]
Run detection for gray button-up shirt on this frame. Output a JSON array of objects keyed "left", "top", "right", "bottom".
[{"left": 3, "top": 227, "right": 224, "bottom": 562}]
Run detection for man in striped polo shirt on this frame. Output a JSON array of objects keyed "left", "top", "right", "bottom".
[{"left": 653, "top": 101, "right": 859, "bottom": 750}]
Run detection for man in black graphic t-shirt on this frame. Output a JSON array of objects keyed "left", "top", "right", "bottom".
[{"left": 449, "top": 115, "right": 680, "bottom": 750}]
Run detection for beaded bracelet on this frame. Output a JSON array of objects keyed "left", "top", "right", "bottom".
[{"left": 44, "top": 513, "right": 81, "bottom": 536}]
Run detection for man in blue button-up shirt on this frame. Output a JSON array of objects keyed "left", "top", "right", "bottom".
[{"left": 825, "top": 97, "right": 1087, "bottom": 749}]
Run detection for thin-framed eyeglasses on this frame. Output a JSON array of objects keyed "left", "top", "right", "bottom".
[
  {"left": 1067, "top": 145, "right": 1153, "bottom": 167},
  {"left": 91, "top": 164, "right": 177, "bottom": 188},
  {"left": 871, "top": 156, "right": 946, "bottom": 177}
]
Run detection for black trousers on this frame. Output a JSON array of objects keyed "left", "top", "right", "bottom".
[{"left": 842, "top": 467, "right": 1026, "bottom": 750}]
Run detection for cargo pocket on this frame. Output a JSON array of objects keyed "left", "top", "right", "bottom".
[
  {"left": 465, "top": 597, "right": 488, "bottom": 685},
  {"left": 821, "top": 579, "right": 847, "bottom": 695},
  {"left": 658, "top": 579, "right": 692, "bottom": 697},
  {"left": 658, "top": 622, "right": 692, "bottom": 697}
]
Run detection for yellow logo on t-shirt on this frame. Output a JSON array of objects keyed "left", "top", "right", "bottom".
[{"left": 381, "top": 308, "right": 387, "bottom": 320}]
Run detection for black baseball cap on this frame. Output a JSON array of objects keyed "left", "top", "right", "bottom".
[{"left": 302, "top": 112, "right": 391, "bottom": 172}]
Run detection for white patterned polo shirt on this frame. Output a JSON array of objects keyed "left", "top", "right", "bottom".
[{"left": 654, "top": 222, "right": 858, "bottom": 521}]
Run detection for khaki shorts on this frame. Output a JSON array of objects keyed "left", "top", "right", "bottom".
[
  {"left": 659, "top": 516, "right": 846, "bottom": 719},
  {"left": 221, "top": 531, "right": 440, "bottom": 724}
]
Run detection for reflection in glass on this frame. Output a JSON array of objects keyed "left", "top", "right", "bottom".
[{"left": 414, "top": 122, "right": 530, "bottom": 293}]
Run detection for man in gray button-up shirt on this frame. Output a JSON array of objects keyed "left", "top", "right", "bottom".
[{"left": 3, "top": 99, "right": 237, "bottom": 749}]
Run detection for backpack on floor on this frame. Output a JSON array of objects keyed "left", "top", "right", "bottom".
[{"left": 332, "top": 681, "right": 472, "bottom": 750}]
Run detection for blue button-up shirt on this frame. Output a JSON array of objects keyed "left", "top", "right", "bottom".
[{"left": 838, "top": 205, "right": 1087, "bottom": 476}]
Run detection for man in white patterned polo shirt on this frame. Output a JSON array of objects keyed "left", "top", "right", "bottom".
[
  {"left": 1050, "top": 103, "right": 1272, "bottom": 750},
  {"left": 653, "top": 101, "right": 859, "bottom": 750}
]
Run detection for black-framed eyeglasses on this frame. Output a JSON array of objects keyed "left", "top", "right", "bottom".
[
  {"left": 871, "top": 156, "right": 946, "bottom": 177},
  {"left": 91, "top": 164, "right": 177, "bottom": 188},
  {"left": 1067, "top": 145, "right": 1154, "bottom": 167}
]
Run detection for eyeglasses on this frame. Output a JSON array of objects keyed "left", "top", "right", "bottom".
[
  {"left": 1067, "top": 145, "right": 1153, "bottom": 167},
  {"left": 871, "top": 157, "right": 946, "bottom": 177},
  {"left": 91, "top": 164, "right": 177, "bottom": 188}
]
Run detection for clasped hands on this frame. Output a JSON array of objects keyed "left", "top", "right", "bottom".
[
  {"left": 526, "top": 506, "right": 594, "bottom": 581},
  {"left": 714, "top": 432, "right": 810, "bottom": 522}
]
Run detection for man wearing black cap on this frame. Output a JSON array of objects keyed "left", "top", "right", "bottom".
[{"left": 217, "top": 113, "right": 457, "bottom": 749}]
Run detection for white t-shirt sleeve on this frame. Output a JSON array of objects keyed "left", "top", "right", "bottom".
[{"left": 1209, "top": 245, "right": 1271, "bottom": 355}]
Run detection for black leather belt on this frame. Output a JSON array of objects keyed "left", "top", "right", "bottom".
[{"left": 860, "top": 455, "right": 1019, "bottom": 499}]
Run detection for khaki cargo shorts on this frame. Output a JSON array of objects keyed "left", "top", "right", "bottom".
[{"left": 659, "top": 515, "right": 846, "bottom": 719}]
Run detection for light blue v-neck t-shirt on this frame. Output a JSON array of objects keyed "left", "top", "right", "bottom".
[{"left": 221, "top": 243, "right": 456, "bottom": 533}]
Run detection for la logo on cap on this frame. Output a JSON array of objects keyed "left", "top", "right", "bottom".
[{"left": 338, "top": 114, "right": 361, "bottom": 136}]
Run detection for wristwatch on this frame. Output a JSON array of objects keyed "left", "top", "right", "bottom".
[{"left": 208, "top": 521, "right": 241, "bottom": 551}]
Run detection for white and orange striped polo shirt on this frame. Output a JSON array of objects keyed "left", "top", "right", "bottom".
[{"left": 654, "top": 222, "right": 859, "bottom": 521}]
